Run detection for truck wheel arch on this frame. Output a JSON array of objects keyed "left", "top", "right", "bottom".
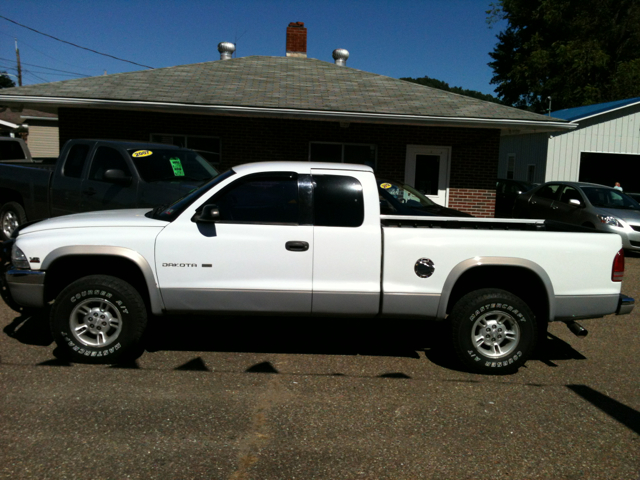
[
  {"left": 42, "top": 246, "right": 164, "bottom": 315},
  {"left": 439, "top": 257, "right": 555, "bottom": 323}
]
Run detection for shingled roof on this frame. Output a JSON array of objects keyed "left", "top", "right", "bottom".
[{"left": 0, "top": 56, "right": 571, "bottom": 131}]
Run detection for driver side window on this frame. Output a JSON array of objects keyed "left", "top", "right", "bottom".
[
  {"left": 559, "top": 186, "right": 582, "bottom": 204},
  {"left": 535, "top": 184, "right": 561, "bottom": 200},
  {"left": 89, "top": 147, "right": 131, "bottom": 182},
  {"left": 209, "top": 173, "right": 299, "bottom": 224}
]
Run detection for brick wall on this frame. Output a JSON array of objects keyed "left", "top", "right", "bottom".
[
  {"left": 449, "top": 188, "right": 496, "bottom": 218},
  {"left": 59, "top": 108, "right": 501, "bottom": 216}
]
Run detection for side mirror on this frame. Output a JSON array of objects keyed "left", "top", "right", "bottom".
[
  {"left": 194, "top": 204, "right": 220, "bottom": 223},
  {"left": 104, "top": 169, "right": 132, "bottom": 186},
  {"left": 569, "top": 198, "right": 582, "bottom": 206}
]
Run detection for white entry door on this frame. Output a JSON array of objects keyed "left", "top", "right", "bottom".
[{"left": 404, "top": 145, "right": 451, "bottom": 206}]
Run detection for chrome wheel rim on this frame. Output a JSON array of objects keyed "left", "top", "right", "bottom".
[
  {"left": 2, "top": 210, "right": 18, "bottom": 238},
  {"left": 70, "top": 297, "right": 123, "bottom": 347},
  {"left": 471, "top": 310, "right": 520, "bottom": 359}
]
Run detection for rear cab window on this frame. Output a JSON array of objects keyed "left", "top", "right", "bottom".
[{"left": 313, "top": 175, "right": 364, "bottom": 227}]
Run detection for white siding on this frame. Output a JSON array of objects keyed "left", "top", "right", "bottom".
[
  {"left": 26, "top": 122, "right": 59, "bottom": 158},
  {"left": 546, "top": 107, "right": 640, "bottom": 181},
  {"left": 498, "top": 133, "right": 548, "bottom": 183}
]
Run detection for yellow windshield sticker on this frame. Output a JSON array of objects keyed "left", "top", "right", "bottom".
[
  {"left": 132, "top": 150, "right": 153, "bottom": 158},
  {"left": 170, "top": 158, "right": 185, "bottom": 176},
  {"left": 380, "top": 183, "right": 392, "bottom": 189}
]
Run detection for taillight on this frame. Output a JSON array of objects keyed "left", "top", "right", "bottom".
[{"left": 612, "top": 248, "right": 625, "bottom": 282}]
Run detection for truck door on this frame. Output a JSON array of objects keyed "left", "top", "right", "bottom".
[
  {"left": 155, "top": 171, "right": 314, "bottom": 314},
  {"left": 50, "top": 141, "right": 92, "bottom": 217},
  {"left": 80, "top": 145, "right": 138, "bottom": 212},
  {"left": 310, "top": 169, "right": 382, "bottom": 316}
]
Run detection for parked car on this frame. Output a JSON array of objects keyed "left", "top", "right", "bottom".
[
  {"left": 495, "top": 179, "right": 537, "bottom": 218},
  {"left": 513, "top": 181, "right": 640, "bottom": 251},
  {"left": 0, "top": 139, "right": 219, "bottom": 240},
  {"left": 377, "top": 178, "right": 472, "bottom": 217}
]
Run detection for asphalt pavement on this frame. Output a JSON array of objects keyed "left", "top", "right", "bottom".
[{"left": 1, "top": 257, "right": 639, "bottom": 479}]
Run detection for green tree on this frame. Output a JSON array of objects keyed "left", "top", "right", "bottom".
[
  {"left": 0, "top": 73, "right": 16, "bottom": 89},
  {"left": 400, "top": 75, "right": 503, "bottom": 104},
  {"left": 488, "top": 0, "right": 640, "bottom": 113}
]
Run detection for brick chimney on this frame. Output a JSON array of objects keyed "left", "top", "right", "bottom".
[{"left": 286, "top": 22, "right": 307, "bottom": 58}]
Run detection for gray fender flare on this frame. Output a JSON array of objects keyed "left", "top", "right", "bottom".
[
  {"left": 437, "top": 256, "right": 556, "bottom": 321},
  {"left": 42, "top": 245, "right": 165, "bottom": 315}
]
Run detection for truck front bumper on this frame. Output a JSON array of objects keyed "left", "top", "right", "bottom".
[{"left": 3, "top": 268, "right": 46, "bottom": 309}]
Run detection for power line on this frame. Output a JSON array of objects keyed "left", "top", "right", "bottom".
[
  {"left": 0, "top": 15, "right": 154, "bottom": 69},
  {"left": 0, "top": 56, "right": 90, "bottom": 77},
  {"left": 0, "top": 30, "right": 90, "bottom": 71},
  {"left": 23, "top": 70, "right": 48, "bottom": 83}
]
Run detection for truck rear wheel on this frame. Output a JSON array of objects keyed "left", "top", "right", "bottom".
[
  {"left": 450, "top": 289, "right": 537, "bottom": 374},
  {"left": 0, "top": 201, "right": 26, "bottom": 241},
  {"left": 50, "top": 275, "right": 147, "bottom": 363}
]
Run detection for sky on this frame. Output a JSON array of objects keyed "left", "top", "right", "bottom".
[{"left": 0, "top": 0, "right": 506, "bottom": 96}]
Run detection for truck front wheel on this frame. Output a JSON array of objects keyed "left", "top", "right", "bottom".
[
  {"left": 0, "top": 201, "right": 26, "bottom": 241},
  {"left": 50, "top": 275, "right": 147, "bottom": 363},
  {"left": 450, "top": 289, "right": 537, "bottom": 374}
]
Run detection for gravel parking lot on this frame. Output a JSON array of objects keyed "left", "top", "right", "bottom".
[{"left": 1, "top": 256, "right": 639, "bottom": 479}]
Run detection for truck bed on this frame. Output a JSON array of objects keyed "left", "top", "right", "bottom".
[{"left": 381, "top": 215, "right": 600, "bottom": 233}]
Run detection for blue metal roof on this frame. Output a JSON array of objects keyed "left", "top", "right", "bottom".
[{"left": 551, "top": 97, "right": 640, "bottom": 121}]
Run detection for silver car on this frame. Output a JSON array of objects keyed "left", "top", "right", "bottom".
[{"left": 513, "top": 181, "right": 640, "bottom": 251}]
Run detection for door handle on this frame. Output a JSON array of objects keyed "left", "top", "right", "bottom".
[
  {"left": 285, "top": 241, "right": 309, "bottom": 252},
  {"left": 82, "top": 188, "right": 96, "bottom": 196}
]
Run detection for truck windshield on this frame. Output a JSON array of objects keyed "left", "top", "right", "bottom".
[
  {"left": 582, "top": 187, "right": 640, "bottom": 209},
  {"left": 147, "top": 169, "right": 236, "bottom": 222},
  {"left": 128, "top": 148, "right": 218, "bottom": 183},
  {"left": 378, "top": 179, "right": 437, "bottom": 208}
]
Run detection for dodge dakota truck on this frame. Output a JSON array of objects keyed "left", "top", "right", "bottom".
[
  {"left": 1, "top": 162, "right": 634, "bottom": 374},
  {"left": 0, "top": 139, "right": 219, "bottom": 240}
]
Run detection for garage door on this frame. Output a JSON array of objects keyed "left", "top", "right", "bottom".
[{"left": 580, "top": 152, "right": 640, "bottom": 194}]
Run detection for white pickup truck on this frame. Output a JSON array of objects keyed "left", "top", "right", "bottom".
[{"left": 2, "top": 162, "right": 634, "bottom": 374}]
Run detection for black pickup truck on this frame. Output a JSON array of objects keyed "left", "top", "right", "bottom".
[{"left": 0, "top": 139, "right": 219, "bottom": 240}]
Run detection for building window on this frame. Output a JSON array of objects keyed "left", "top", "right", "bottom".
[
  {"left": 309, "top": 142, "right": 376, "bottom": 170},
  {"left": 527, "top": 164, "right": 536, "bottom": 183},
  {"left": 151, "top": 134, "right": 220, "bottom": 165},
  {"left": 506, "top": 153, "right": 516, "bottom": 179}
]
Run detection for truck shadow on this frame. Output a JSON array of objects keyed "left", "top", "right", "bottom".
[
  {"left": 3, "top": 311, "right": 53, "bottom": 346},
  {"left": 3, "top": 312, "right": 588, "bottom": 373},
  {"left": 144, "top": 315, "right": 429, "bottom": 360},
  {"left": 143, "top": 315, "right": 587, "bottom": 371}
]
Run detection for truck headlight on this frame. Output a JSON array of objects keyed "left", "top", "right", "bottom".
[
  {"left": 597, "top": 215, "right": 623, "bottom": 228},
  {"left": 11, "top": 244, "right": 30, "bottom": 269}
]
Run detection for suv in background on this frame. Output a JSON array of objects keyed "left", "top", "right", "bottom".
[{"left": 495, "top": 179, "right": 537, "bottom": 218}]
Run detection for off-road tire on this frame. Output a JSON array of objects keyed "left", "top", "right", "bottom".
[
  {"left": 50, "top": 275, "right": 147, "bottom": 363},
  {"left": 450, "top": 288, "right": 537, "bottom": 374}
]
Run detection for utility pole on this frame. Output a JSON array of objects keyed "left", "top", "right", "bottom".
[{"left": 15, "top": 39, "right": 22, "bottom": 86}]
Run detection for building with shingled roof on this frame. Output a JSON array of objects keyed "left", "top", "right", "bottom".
[{"left": 0, "top": 22, "right": 572, "bottom": 216}]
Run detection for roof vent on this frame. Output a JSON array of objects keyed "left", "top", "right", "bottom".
[
  {"left": 218, "top": 42, "right": 236, "bottom": 60},
  {"left": 332, "top": 49, "right": 349, "bottom": 66}
]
